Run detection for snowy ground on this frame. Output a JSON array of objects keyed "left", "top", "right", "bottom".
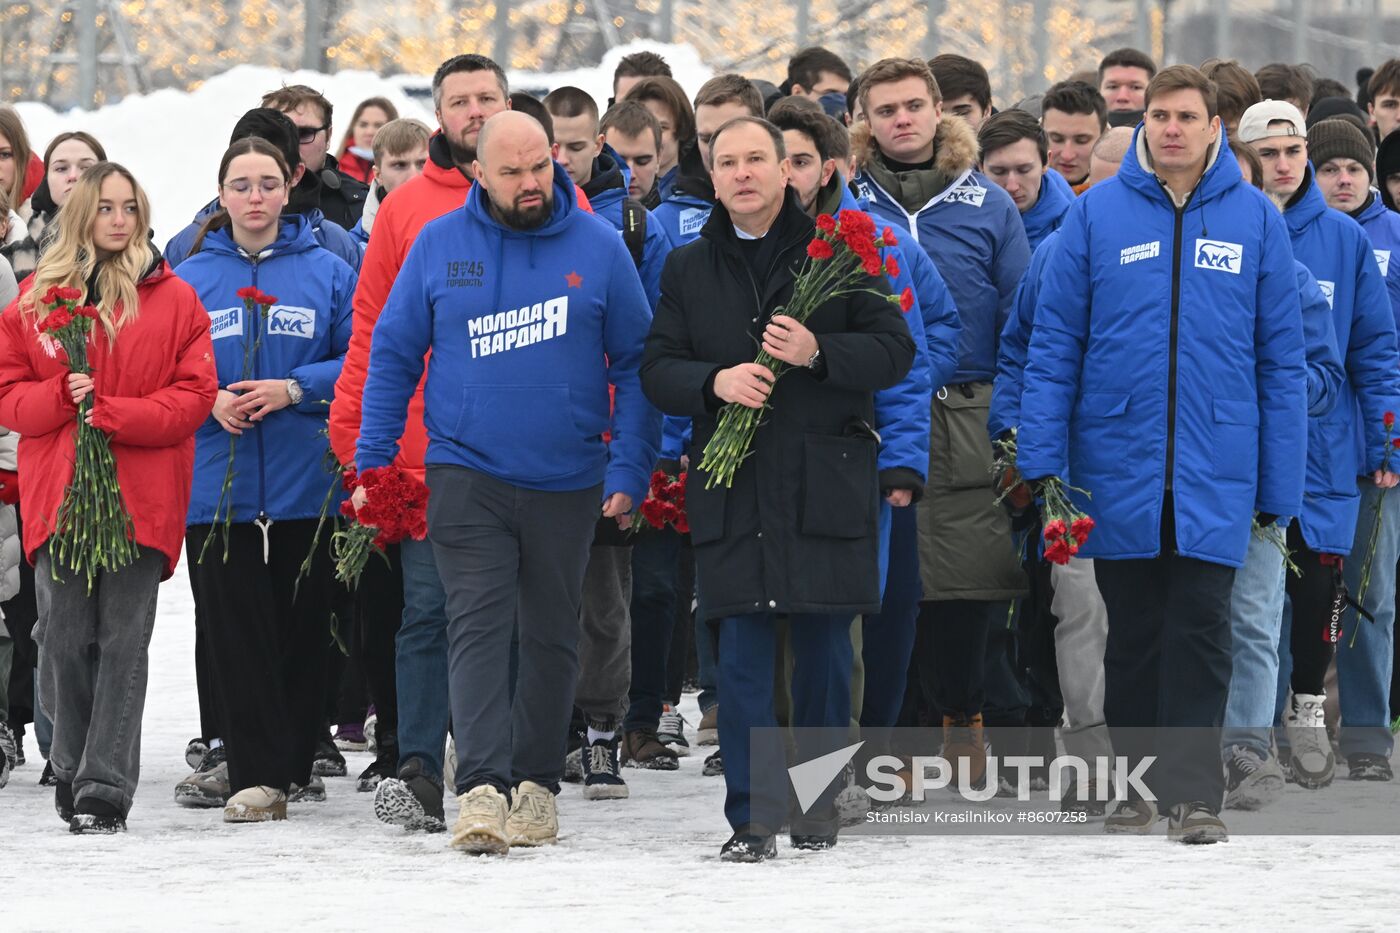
[{"left": 6, "top": 560, "right": 1400, "bottom": 931}]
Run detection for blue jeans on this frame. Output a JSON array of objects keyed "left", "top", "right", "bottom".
[
  {"left": 1339, "top": 481, "right": 1400, "bottom": 757},
  {"left": 1223, "top": 524, "right": 1286, "bottom": 757},
  {"left": 717, "top": 612, "right": 853, "bottom": 830},
  {"left": 396, "top": 536, "right": 451, "bottom": 778},
  {"left": 860, "top": 504, "right": 921, "bottom": 732}
]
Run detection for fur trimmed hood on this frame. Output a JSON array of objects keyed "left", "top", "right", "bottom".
[{"left": 851, "top": 113, "right": 980, "bottom": 179}]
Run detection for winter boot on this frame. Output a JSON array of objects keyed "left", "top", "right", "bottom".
[
  {"left": 69, "top": 797, "right": 126, "bottom": 834},
  {"left": 1284, "top": 693, "right": 1335, "bottom": 789},
  {"left": 942, "top": 714, "right": 987, "bottom": 789},
  {"left": 1347, "top": 752, "right": 1394, "bottom": 781},
  {"left": 720, "top": 824, "right": 777, "bottom": 862},
  {"left": 174, "top": 745, "right": 229, "bottom": 808},
  {"left": 790, "top": 806, "right": 840, "bottom": 850},
  {"left": 224, "top": 785, "right": 288, "bottom": 823},
  {"left": 0, "top": 721, "right": 14, "bottom": 789},
  {"left": 697, "top": 706, "right": 719, "bottom": 746},
  {"left": 505, "top": 780, "right": 559, "bottom": 847},
  {"left": 39, "top": 760, "right": 57, "bottom": 787},
  {"left": 55, "top": 779, "right": 74, "bottom": 823},
  {"left": 357, "top": 728, "right": 398, "bottom": 792},
  {"left": 312, "top": 730, "right": 348, "bottom": 777},
  {"left": 621, "top": 729, "right": 680, "bottom": 771},
  {"left": 374, "top": 756, "right": 446, "bottom": 833},
  {"left": 451, "top": 784, "right": 510, "bottom": 855},
  {"left": 184, "top": 736, "right": 209, "bottom": 770},
  {"left": 1224, "top": 744, "right": 1285, "bottom": 811},
  {"left": 703, "top": 747, "right": 725, "bottom": 776},
  {"left": 1167, "top": 802, "right": 1228, "bottom": 844},
  {"left": 657, "top": 704, "right": 691, "bottom": 756}
]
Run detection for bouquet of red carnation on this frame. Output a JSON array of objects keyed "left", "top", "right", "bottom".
[
  {"left": 636, "top": 469, "right": 689, "bottom": 533},
  {"left": 333, "top": 465, "right": 429, "bottom": 589},
  {"left": 990, "top": 430, "right": 1095, "bottom": 565},
  {"left": 1350, "top": 410, "right": 1398, "bottom": 644},
  {"left": 200, "top": 287, "right": 278, "bottom": 563},
  {"left": 38, "top": 286, "right": 135, "bottom": 591},
  {"left": 698, "top": 210, "right": 913, "bottom": 489}
]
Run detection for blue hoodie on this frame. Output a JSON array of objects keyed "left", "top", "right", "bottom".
[
  {"left": 356, "top": 163, "right": 662, "bottom": 506},
  {"left": 1285, "top": 170, "right": 1400, "bottom": 553},
  {"left": 653, "top": 188, "right": 713, "bottom": 250},
  {"left": 1353, "top": 189, "right": 1400, "bottom": 331},
  {"left": 855, "top": 126, "right": 1031, "bottom": 384},
  {"left": 166, "top": 199, "right": 363, "bottom": 272},
  {"left": 1021, "top": 169, "right": 1074, "bottom": 251},
  {"left": 583, "top": 147, "right": 673, "bottom": 310},
  {"left": 1018, "top": 128, "right": 1308, "bottom": 567},
  {"left": 175, "top": 215, "right": 357, "bottom": 525}
]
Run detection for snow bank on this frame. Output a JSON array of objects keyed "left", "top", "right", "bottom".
[{"left": 11, "top": 41, "right": 712, "bottom": 245}]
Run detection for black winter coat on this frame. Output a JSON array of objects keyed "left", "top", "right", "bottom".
[
  {"left": 641, "top": 193, "right": 916, "bottom": 621},
  {"left": 313, "top": 154, "right": 369, "bottom": 230}
]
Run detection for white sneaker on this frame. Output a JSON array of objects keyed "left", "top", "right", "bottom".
[
  {"left": 1285, "top": 693, "right": 1335, "bottom": 789},
  {"left": 657, "top": 705, "right": 691, "bottom": 757},
  {"left": 506, "top": 780, "right": 559, "bottom": 847},
  {"left": 451, "top": 784, "right": 510, "bottom": 855},
  {"left": 223, "top": 785, "right": 288, "bottom": 823}
]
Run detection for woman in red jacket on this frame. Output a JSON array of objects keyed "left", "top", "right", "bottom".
[{"left": 0, "top": 162, "right": 218, "bottom": 834}]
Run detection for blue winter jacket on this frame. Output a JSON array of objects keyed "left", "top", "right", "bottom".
[
  {"left": 657, "top": 165, "right": 680, "bottom": 203},
  {"left": 1353, "top": 190, "right": 1400, "bottom": 331},
  {"left": 855, "top": 148, "right": 1031, "bottom": 384},
  {"left": 1017, "top": 130, "right": 1308, "bottom": 567},
  {"left": 994, "top": 233, "right": 1344, "bottom": 440},
  {"left": 166, "top": 199, "right": 363, "bottom": 272},
  {"left": 356, "top": 162, "right": 662, "bottom": 506},
  {"left": 584, "top": 147, "right": 672, "bottom": 311},
  {"left": 1021, "top": 169, "right": 1074, "bottom": 252},
  {"left": 1286, "top": 172, "right": 1400, "bottom": 553},
  {"left": 653, "top": 188, "right": 713, "bottom": 250},
  {"left": 177, "top": 216, "right": 357, "bottom": 525}
]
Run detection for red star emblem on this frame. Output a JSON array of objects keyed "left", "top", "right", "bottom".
[{"left": 565, "top": 270, "right": 583, "bottom": 288}]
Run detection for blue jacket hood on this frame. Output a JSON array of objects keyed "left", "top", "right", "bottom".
[{"left": 1022, "top": 170, "right": 1073, "bottom": 251}]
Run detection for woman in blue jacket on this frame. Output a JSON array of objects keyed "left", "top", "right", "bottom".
[{"left": 175, "top": 138, "right": 356, "bottom": 824}]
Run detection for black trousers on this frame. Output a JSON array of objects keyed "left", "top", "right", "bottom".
[
  {"left": 352, "top": 542, "right": 402, "bottom": 739},
  {"left": 1094, "top": 542, "right": 1235, "bottom": 811},
  {"left": 187, "top": 519, "right": 334, "bottom": 793},
  {"left": 915, "top": 598, "right": 1002, "bottom": 720},
  {"left": 1285, "top": 521, "right": 1338, "bottom": 697}
]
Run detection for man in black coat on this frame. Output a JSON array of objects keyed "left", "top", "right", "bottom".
[
  {"left": 641, "top": 116, "right": 915, "bottom": 861},
  {"left": 262, "top": 84, "right": 370, "bottom": 230}
]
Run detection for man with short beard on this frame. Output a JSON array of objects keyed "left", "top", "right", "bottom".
[{"left": 356, "top": 111, "right": 660, "bottom": 855}]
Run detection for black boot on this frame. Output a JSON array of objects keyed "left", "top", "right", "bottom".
[
  {"left": 357, "top": 728, "right": 399, "bottom": 792},
  {"left": 39, "top": 759, "right": 58, "bottom": 787},
  {"left": 312, "top": 728, "right": 348, "bottom": 777},
  {"left": 789, "top": 807, "right": 840, "bottom": 850},
  {"left": 720, "top": 823, "right": 777, "bottom": 862},
  {"left": 55, "top": 779, "right": 74, "bottom": 823},
  {"left": 70, "top": 796, "right": 126, "bottom": 834}
]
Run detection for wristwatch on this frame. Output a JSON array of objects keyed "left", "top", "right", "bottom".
[
  {"left": 806, "top": 347, "right": 823, "bottom": 370},
  {"left": 286, "top": 378, "right": 304, "bottom": 405}
]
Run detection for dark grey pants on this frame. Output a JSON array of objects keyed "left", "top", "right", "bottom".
[
  {"left": 34, "top": 546, "right": 164, "bottom": 816},
  {"left": 427, "top": 465, "right": 599, "bottom": 794},
  {"left": 575, "top": 545, "right": 632, "bottom": 729}
]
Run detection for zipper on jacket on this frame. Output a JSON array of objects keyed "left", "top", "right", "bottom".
[
  {"left": 250, "top": 260, "right": 272, "bottom": 562},
  {"left": 1164, "top": 195, "right": 1191, "bottom": 503}
]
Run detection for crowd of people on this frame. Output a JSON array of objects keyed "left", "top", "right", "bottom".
[{"left": 0, "top": 37, "right": 1398, "bottom": 860}]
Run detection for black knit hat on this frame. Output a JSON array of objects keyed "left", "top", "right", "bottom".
[
  {"left": 1307, "top": 118, "right": 1375, "bottom": 184},
  {"left": 1379, "top": 131, "right": 1400, "bottom": 210},
  {"left": 228, "top": 108, "right": 302, "bottom": 171},
  {"left": 1306, "top": 95, "right": 1368, "bottom": 129}
]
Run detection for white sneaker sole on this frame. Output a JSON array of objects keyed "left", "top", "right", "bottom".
[
  {"left": 1169, "top": 824, "right": 1228, "bottom": 844},
  {"left": 223, "top": 802, "right": 287, "bottom": 822},
  {"left": 1224, "top": 772, "right": 1284, "bottom": 811},
  {"left": 374, "top": 778, "right": 446, "bottom": 833},
  {"left": 452, "top": 826, "right": 510, "bottom": 855},
  {"left": 582, "top": 781, "right": 630, "bottom": 800}
]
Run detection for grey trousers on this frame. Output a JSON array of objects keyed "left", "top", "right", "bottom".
[
  {"left": 1049, "top": 557, "right": 1112, "bottom": 762},
  {"left": 575, "top": 545, "right": 632, "bottom": 728},
  {"left": 427, "top": 466, "right": 600, "bottom": 794},
  {"left": 34, "top": 546, "right": 164, "bottom": 816}
]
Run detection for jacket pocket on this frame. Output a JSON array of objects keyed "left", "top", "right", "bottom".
[
  {"left": 1211, "top": 397, "right": 1259, "bottom": 483},
  {"left": 930, "top": 384, "right": 997, "bottom": 491},
  {"left": 451, "top": 385, "right": 593, "bottom": 482},
  {"left": 801, "top": 433, "right": 877, "bottom": 539}
]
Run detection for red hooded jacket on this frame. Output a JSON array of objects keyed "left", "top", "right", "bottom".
[
  {"left": 329, "top": 133, "right": 591, "bottom": 479},
  {"left": 0, "top": 264, "right": 219, "bottom": 578}
]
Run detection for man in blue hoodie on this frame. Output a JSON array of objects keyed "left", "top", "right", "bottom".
[
  {"left": 1018, "top": 67, "right": 1308, "bottom": 843},
  {"left": 1242, "top": 100, "right": 1400, "bottom": 787},
  {"left": 356, "top": 111, "right": 661, "bottom": 855},
  {"left": 978, "top": 109, "right": 1074, "bottom": 251}
]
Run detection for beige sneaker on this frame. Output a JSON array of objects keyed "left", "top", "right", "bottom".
[
  {"left": 505, "top": 780, "right": 559, "bottom": 847},
  {"left": 697, "top": 706, "right": 719, "bottom": 746},
  {"left": 451, "top": 784, "right": 510, "bottom": 855},
  {"left": 223, "top": 785, "right": 288, "bottom": 823}
]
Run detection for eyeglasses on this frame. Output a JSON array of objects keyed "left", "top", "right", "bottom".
[
  {"left": 297, "top": 123, "right": 330, "bottom": 144},
  {"left": 221, "top": 179, "right": 287, "bottom": 197}
]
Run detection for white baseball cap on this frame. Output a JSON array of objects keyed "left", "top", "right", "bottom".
[{"left": 1236, "top": 99, "right": 1308, "bottom": 144}]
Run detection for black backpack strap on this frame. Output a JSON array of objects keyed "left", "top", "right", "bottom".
[{"left": 622, "top": 198, "right": 647, "bottom": 270}]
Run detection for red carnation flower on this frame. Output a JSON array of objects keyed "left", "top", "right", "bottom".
[
  {"left": 899, "top": 287, "right": 915, "bottom": 313},
  {"left": 861, "top": 254, "right": 883, "bottom": 277},
  {"left": 40, "top": 286, "right": 62, "bottom": 306},
  {"left": 74, "top": 304, "right": 100, "bottom": 320},
  {"left": 884, "top": 255, "right": 900, "bottom": 278},
  {"left": 1386, "top": 411, "right": 1396, "bottom": 429},
  {"left": 1071, "top": 516, "right": 1095, "bottom": 540},
  {"left": 257, "top": 291, "right": 279, "bottom": 307},
  {"left": 881, "top": 226, "right": 898, "bottom": 246},
  {"left": 815, "top": 214, "right": 836, "bottom": 233},
  {"left": 1043, "top": 519, "right": 1067, "bottom": 541},
  {"left": 236, "top": 286, "right": 259, "bottom": 301},
  {"left": 56, "top": 286, "right": 82, "bottom": 302},
  {"left": 807, "top": 238, "right": 835, "bottom": 261},
  {"left": 39, "top": 308, "right": 73, "bottom": 333},
  {"left": 1392, "top": 438, "right": 1400, "bottom": 449}
]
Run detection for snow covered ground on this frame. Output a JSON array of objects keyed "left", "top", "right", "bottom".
[{"left": 5, "top": 559, "right": 1400, "bottom": 932}]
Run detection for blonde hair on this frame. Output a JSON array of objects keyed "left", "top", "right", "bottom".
[{"left": 23, "top": 162, "right": 154, "bottom": 343}]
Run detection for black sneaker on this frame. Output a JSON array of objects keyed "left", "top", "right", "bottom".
[
  {"left": 1348, "top": 752, "right": 1394, "bottom": 781},
  {"left": 70, "top": 797, "right": 126, "bottom": 834},
  {"left": 39, "top": 760, "right": 57, "bottom": 787},
  {"left": 312, "top": 732, "right": 347, "bottom": 777},
  {"left": 720, "top": 824, "right": 777, "bottom": 862},
  {"left": 373, "top": 756, "right": 445, "bottom": 833},
  {"left": 357, "top": 732, "right": 398, "bottom": 792},
  {"left": 703, "top": 748, "right": 725, "bottom": 776},
  {"left": 581, "top": 736, "right": 629, "bottom": 800},
  {"left": 55, "top": 779, "right": 74, "bottom": 823},
  {"left": 790, "top": 808, "right": 839, "bottom": 850}
]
